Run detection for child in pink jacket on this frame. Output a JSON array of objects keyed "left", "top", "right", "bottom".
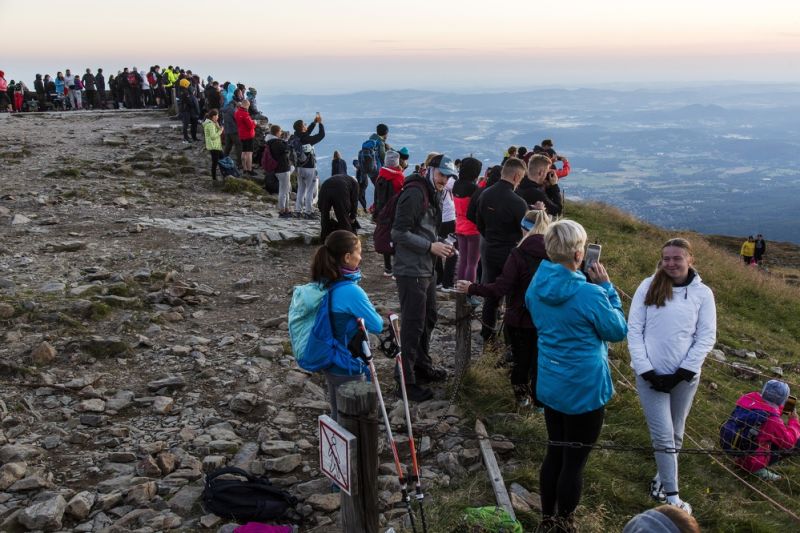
[{"left": 735, "top": 380, "right": 800, "bottom": 480}]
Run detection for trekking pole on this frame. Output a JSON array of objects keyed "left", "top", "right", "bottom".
[
  {"left": 355, "top": 318, "right": 418, "bottom": 533},
  {"left": 389, "top": 313, "right": 429, "bottom": 533}
]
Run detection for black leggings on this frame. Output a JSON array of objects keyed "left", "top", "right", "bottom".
[
  {"left": 540, "top": 406, "right": 605, "bottom": 518},
  {"left": 506, "top": 325, "right": 541, "bottom": 406},
  {"left": 210, "top": 150, "right": 223, "bottom": 179}
]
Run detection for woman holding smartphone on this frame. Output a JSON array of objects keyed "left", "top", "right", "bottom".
[{"left": 627, "top": 238, "right": 717, "bottom": 515}]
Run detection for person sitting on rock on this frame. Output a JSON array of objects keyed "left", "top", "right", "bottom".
[{"left": 731, "top": 380, "right": 800, "bottom": 481}]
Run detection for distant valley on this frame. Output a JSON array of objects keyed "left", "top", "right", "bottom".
[{"left": 262, "top": 85, "right": 800, "bottom": 243}]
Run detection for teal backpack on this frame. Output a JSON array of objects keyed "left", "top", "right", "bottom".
[{"left": 288, "top": 280, "right": 365, "bottom": 374}]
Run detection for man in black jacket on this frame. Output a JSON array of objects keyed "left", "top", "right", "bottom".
[
  {"left": 516, "top": 154, "right": 562, "bottom": 216},
  {"left": 391, "top": 154, "right": 457, "bottom": 401},
  {"left": 265, "top": 125, "right": 292, "bottom": 217},
  {"left": 318, "top": 174, "right": 360, "bottom": 240},
  {"left": 475, "top": 158, "right": 528, "bottom": 340},
  {"left": 82, "top": 69, "right": 96, "bottom": 109},
  {"left": 33, "top": 74, "right": 45, "bottom": 110}
]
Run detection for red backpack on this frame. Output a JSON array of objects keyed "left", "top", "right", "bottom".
[
  {"left": 128, "top": 73, "right": 138, "bottom": 87},
  {"left": 373, "top": 180, "right": 429, "bottom": 255}
]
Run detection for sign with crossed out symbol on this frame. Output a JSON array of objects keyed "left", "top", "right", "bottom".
[{"left": 318, "top": 415, "right": 356, "bottom": 495}]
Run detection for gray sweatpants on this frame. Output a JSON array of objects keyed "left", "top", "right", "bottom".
[
  {"left": 295, "top": 167, "right": 318, "bottom": 214},
  {"left": 635, "top": 374, "right": 700, "bottom": 494},
  {"left": 324, "top": 371, "right": 365, "bottom": 422},
  {"left": 276, "top": 171, "right": 292, "bottom": 210}
]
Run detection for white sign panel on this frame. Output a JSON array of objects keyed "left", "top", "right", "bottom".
[{"left": 318, "top": 415, "right": 356, "bottom": 495}]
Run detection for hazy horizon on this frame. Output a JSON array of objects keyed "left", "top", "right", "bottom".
[{"left": 2, "top": 0, "right": 799, "bottom": 92}]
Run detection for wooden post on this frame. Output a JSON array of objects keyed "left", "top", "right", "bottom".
[
  {"left": 455, "top": 293, "right": 472, "bottom": 373},
  {"left": 337, "top": 381, "right": 379, "bottom": 533},
  {"left": 475, "top": 418, "right": 516, "bottom": 521},
  {"left": 168, "top": 88, "right": 177, "bottom": 116}
]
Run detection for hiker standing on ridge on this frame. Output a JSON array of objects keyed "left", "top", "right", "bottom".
[
  {"left": 754, "top": 234, "right": 767, "bottom": 265},
  {"left": 308, "top": 230, "right": 383, "bottom": 421},
  {"left": 292, "top": 113, "right": 326, "bottom": 219},
  {"left": 265, "top": 125, "right": 293, "bottom": 218},
  {"left": 517, "top": 154, "right": 562, "bottom": 216},
  {"left": 457, "top": 208, "right": 551, "bottom": 408},
  {"left": 628, "top": 238, "right": 717, "bottom": 516},
  {"left": 374, "top": 150, "right": 406, "bottom": 277},
  {"left": 474, "top": 158, "right": 529, "bottom": 343},
  {"left": 82, "top": 69, "right": 96, "bottom": 109},
  {"left": 235, "top": 99, "right": 257, "bottom": 176},
  {"left": 221, "top": 99, "right": 242, "bottom": 167},
  {"left": 370, "top": 123, "right": 391, "bottom": 168},
  {"left": 740, "top": 235, "right": 756, "bottom": 265},
  {"left": 202, "top": 109, "right": 224, "bottom": 181},
  {"left": 525, "top": 219, "right": 628, "bottom": 532},
  {"left": 453, "top": 157, "right": 483, "bottom": 284},
  {"left": 391, "top": 155, "right": 457, "bottom": 402}
]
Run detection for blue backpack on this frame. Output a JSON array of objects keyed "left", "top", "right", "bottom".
[
  {"left": 357, "top": 139, "right": 381, "bottom": 182},
  {"left": 288, "top": 281, "right": 366, "bottom": 374},
  {"left": 218, "top": 156, "right": 240, "bottom": 178},
  {"left": 719, "top": 406, "right": 770, "bottom": 454}
]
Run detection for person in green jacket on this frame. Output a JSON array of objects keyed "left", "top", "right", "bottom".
[{"left": 203, "top": 109, "right": 224, "bottom": 181}]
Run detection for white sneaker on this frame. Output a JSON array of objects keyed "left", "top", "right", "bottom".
[
  {"left": 666, "top": 497, "right": 692, "bottom": 515},
  {"left": 382, "top": 271, "right": 393, "bottom": 278},
  {"left": 649, "top": 477, "right": 666, "bottom": 503}
]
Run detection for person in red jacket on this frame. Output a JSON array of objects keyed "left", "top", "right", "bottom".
[
  {"left": 734, "top": 380, "right": 800, "bottom": 480},
  {"left": 453, "top": 157, "right": 483, "bottom": 283},
  {"left": 234, "top": 100, "right": 257, "bottom": 175},
  {"left": 374, "top": 150, "right": 405, "bottom": 276},
  {"left": 456, "top": 208, "right": 551, "bottom": 407}
]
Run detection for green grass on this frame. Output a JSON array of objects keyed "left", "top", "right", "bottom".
[{"left": 421, "top": 200, "right": 800, "bottom": 532}]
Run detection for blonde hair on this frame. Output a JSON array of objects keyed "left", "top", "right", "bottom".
[
  {"left": 519, "top": 209, "right": 552, "bottom": 247},
  {"left": 424, "top": 152, "right": 441, "bottom": 167},
  {"left": 528, "top": 154, "right": 551, "bottom": 175},
  {"left": 501, "top": 158, "right": 526, "bottom": 179},
  {"left": 644, "top": 238, "right": 694, "bottom": 308},
  {"left": 544, "top": 219, "right": 587, "bottom": 263}
]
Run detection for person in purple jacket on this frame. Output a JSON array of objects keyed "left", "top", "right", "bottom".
[{"left": 455, "top": 208, "right": 551, "bottom": 408}]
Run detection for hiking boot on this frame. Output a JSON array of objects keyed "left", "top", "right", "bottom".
[
  {"left": 416, "top": 366, "right": 447, "bottom": 384},
  {"left": 304, "top": 212, "right": 319, "bottom": 220},
  {"left": 754, "top": 468, "right": 782, "bottom": 481},
  {"left": 403, "top": 384, "right": 433, "bottom": 402},
  {"left": 278, "top": 212, "right": 291, "bottom": 219},
  {"left": 649, "top": 476, "right": 666, "bottom": 503}
]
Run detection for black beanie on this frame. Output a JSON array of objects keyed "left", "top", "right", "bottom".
[
  {"left": 459, "top": 157, "right": 482, "bottom": 181},
  {"left": 377, "top": 123, "right": 389, "bottom": 136}
]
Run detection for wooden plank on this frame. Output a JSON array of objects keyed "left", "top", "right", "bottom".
[{"left": 475, "top": 418, "right": 516, "bottom": 521}]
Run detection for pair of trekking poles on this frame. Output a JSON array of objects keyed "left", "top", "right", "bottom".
[{"left": 355, "top": 314, "right": 429, "bottom": 533}]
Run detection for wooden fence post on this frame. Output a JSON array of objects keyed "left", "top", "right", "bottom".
[
  {"left": 455, "top": 293, "right": 472, "bottom": 373},
  {"left": 337, "top": 381, "right": 379, "bottom": 533},
  {"left": 168, "top": 88, "right": 177, "bottom": 116}
]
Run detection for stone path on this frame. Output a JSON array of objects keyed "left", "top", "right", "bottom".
[{"left": 136, "top": 214, "right": 375, "bottom": 244}]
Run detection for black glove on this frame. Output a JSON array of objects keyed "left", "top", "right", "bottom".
[
  {"left": 676, "top": 368, "right": 696, "bottom": 383},
  {"left": 641, "top": 371, "right": 672, "bottom": 393}
]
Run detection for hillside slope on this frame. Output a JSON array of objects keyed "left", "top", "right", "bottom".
[{"left": 426, "top": 200, "right": 800, "bottom": 533}]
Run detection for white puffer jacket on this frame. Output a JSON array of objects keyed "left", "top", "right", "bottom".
[{"left": 627, "top": 270, "right": 717, "bottom": 375}]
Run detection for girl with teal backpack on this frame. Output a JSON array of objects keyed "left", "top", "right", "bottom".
[{"left": 288, "top": 230, "right": 383, "bottom": 421}]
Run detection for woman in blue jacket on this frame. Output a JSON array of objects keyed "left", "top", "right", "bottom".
[
  {"left": 310, "top": 230, "right": 383, "bottom": 421},
  {"left": 525, "top": 219, "right": 628, "bottom": 532}
]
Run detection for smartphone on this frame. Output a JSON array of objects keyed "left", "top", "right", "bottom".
[
  {"left": 583, "top": 243, "right": 601, "bottom": 273},
  {"left": 783, "top": 395, "right": 796, "bottom": 414}
]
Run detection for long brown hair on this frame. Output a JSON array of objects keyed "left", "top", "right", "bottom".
[
  {"left": 311, "top": 230, "right": 358, "bottom": 284},
  {"left": 644, "top": 238, "right": 693, "bottom": 308}
]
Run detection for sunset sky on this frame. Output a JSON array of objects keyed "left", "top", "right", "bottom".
[{"left": 2, "top": 0, "right": 799, "bottom": 93}]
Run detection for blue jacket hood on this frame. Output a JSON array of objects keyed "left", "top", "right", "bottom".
[{"left": 532, "top": 260, "right": 584, "bottom": 305}]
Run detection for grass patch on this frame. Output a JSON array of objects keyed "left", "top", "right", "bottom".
[
  {"left": 422, "top": 200, "right": 800, "bottom": 532},
  {"left": 89, "top": 302, "right": 112, "bottom": 320},
  {"left": 221, "top": 177, "right": 267, "bottom": 197}
]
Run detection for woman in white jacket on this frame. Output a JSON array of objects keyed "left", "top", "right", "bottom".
[{"left": 628, "top": 238, "right": 717, "bottom": 516}]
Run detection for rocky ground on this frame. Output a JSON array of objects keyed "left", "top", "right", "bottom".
[{"left": 0, "top": 110, "right": 515, "bottom": 532}]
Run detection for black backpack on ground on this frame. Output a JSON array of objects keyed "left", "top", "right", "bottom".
[{"left": 202, "top": 467, "right": 298, "bottom": 522}]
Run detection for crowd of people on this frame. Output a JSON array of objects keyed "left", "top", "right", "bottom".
[
  {"left": 740, "top": 234, "right": 767, "bottom": 265},
  {"left": 4, "top": 63, "right": 793, "bottom": 531}
]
